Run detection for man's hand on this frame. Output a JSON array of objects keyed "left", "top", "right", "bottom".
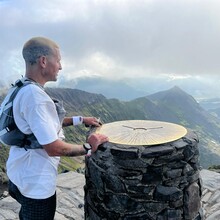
[
  {"left": 83, "top": 117, "right": 102, "bottom": 127},
  {"left": 87, "top": 133, "right": 109, "bottom": 153}
]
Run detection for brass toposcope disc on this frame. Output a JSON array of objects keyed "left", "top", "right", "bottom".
[{"left": 95, "top": 120, "right": 187, "bottom": 146}]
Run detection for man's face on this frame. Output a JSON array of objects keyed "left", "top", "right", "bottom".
[{"left": 44, "top": 48, "right": 62, "bottom": 82}]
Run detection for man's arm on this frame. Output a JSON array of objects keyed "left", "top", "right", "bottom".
[
  {"left": 43, "top": 133, "right": 108, "bottom": 157},
  {"left": 62, "top": 117, "right": 74, "bottom": 127}
]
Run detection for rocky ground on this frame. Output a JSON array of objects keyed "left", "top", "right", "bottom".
[
  {"left": 0, "top": 172, "right": 85, "bottom": 220},
  {"left": 0, "top": 169, "right": 220, "bottom": 220},
  {"left": 0, "top": 184, "right": 7, "bottom": 199},
  {"left": 200, "top": 169, "right": 220, "bottom": 220}
]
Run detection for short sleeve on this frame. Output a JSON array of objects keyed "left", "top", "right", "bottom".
[{"left": 13, "top": 85, "right": 61, "bottom": 145}]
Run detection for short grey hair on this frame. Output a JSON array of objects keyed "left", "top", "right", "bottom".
[{"left": 22, "top": 37, "right": 59, "bottom": 65}]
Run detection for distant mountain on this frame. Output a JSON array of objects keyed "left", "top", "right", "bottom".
[
  {"left": 0, "top": 86, "right": 220, "bottom": 173},
  {"left": 208, "top": 108, "right": 220, "bottom": 119},
  {"left": 199, "top": 97, "right": 220, "bottom": 111},
  {"left": 147, "top": 86, "right": 220, "bottom": 140},
  {"left": 198, "top": 97, "right": 220, "bottom": 119},
  {"left": 56, "top": 75, "right": 220, "bottom": 102},
  {"left": 56, "top": 76, "right": 146, "bottom": 101},
  {"left": 46, "top": 86, "right": 220, "bottom": 168}
]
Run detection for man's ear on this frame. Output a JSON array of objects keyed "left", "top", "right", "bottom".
[{"left": 38, "top": 56, "right": 47, "bottom": 68}]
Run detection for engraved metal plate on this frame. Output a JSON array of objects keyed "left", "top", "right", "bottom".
[{"left": 95, "top": 120, "right": 187, "bottom": 146}]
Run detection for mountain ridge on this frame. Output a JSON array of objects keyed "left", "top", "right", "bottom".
[
  {"left": 48, "top": 85, "right": 220, "bottom": 168},
  {"left": 0, "top": 85, "right": 220, "bottom": 175}
]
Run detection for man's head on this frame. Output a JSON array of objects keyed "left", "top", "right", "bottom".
[
  {"left": 22, "top": 37, "right": 59, "bottom": 65},
  {"left": 23, "top": 37, "right": 62, "bottom": 84}
]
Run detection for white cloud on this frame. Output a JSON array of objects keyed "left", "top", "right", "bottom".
[
  {"left": 163, "top": 74, "right": 192, "bottom": 82},
  {"left": 1, "top": 0, "right": 220, "bottom": 89}
]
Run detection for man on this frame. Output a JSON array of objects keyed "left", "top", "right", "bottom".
[{"left": 5, "top": 37, "right": 108, "bottom": 219}]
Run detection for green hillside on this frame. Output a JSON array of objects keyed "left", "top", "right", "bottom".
[
  {"left": 54, "top": 86, "right": 220, "bottom": 168},
  {"left": 1, "top": 85, "right": 220, "bottom": 181}
]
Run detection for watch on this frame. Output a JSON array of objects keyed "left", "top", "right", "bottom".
[{"left": 83, "top": 143, "right": 92, "bottom": 153}]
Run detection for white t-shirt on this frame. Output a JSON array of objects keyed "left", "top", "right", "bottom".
[{"left": 6, "top": 84, "right": 62, "bottom": 199}]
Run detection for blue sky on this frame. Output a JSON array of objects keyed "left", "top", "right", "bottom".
[{"left": 1, "top": 0, "right": 220, "bottom": 99}]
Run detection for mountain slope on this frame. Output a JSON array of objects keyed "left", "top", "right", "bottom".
[
  {"left": 147, "top": 86, "right": 220, "bottom": 141},
  {"left": 46, "top": 86, "right": 220, "bottom": 168},
  {"left": 0, "top": 86, "right": 220, "bottom": 172}
]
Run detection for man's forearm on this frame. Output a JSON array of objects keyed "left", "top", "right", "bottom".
[
  {"left": 43, "top": 139, "right": 86, "bottom": 157},
  {"left": 62, "top": 116, "right": 84, "bottom": 127},
  {"left": 62, "top": 117, "right": 73, "bottom": 127}
]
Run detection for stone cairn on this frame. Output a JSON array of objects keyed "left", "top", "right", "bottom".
[{"left": 84, "top": 130, "right": 202, "bottom": 220}]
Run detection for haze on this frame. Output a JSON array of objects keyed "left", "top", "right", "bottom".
[{"left": 1, "top": 0, "right": 220, "bottom": 100}]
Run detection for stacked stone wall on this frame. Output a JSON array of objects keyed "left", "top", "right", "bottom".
[{"left": 85, "top": 131, "right": 202, "bottom": 220}]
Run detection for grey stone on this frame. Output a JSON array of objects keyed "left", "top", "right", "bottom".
[
  {"left": 111, "top": 147, "right": 139, "bottom": 159},
  {"left": 155, "top": 185, "right": 183, "bottom": 202},
  {"left": 202, "top": 191, "right": 212, "bottom": 203},
  {"left": 141, "top": 145, "right": 174, "bottom": 158},
  {"left": 0, "top": 170, "right": 220, "bottom": 219},
  {"left": 85, "top": 131, "right": 203, "bottom": 219},
  {"left": 184, "top": 182, "right": 201, "bottom": 220},
  {"left": 200, "top": 169, "right": 220, "bottom": 191},
  {"left": 208, "top": 190, "right": 220, "bottom": 206},
  {"left": 0, "top": 209, "right": 18, "bottom": 220},
  {"left": 158, "top": 208, "right": 183, "bottom": 220},
  {"left": 165, "top": 168, "right": 182, "bottom": 179},
  {"left": 206, "top": 210, "right": 220, "bottom": 220},
  {"left": 103, "top": 173, "right": 126, "bottom": 193}
]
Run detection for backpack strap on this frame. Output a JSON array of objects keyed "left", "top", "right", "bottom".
[
  {"left": 0, "top": 123, "right": 17, "bottom": 136},
  {"left": 0, "top": 78, "right": 44, "bottom": 148}
]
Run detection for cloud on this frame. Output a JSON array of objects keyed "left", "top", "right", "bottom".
[{"left": 1, "top": 0, "right": 220, "bottom": 88}]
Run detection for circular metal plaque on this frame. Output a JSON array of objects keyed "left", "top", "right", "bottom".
[{"left": 95, "top": 120, "right": 187, "bottom": 146}]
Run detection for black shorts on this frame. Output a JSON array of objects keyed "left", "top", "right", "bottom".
[{"left": 8, "top": 180, "right": 56, "bottom": 220}]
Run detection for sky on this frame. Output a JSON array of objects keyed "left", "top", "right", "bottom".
[{"left": 1, "top": 0, "right": 220, "bottom": 99}]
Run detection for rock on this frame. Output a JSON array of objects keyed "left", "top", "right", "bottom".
[
  {"left": 201, "top": 170, "right": 220, "bottom": 220},
  {"left": 56, "top": 172, "right": 85, "bottom": 220},
  {"left": 0, "top": 172, "right": 8, "bottom": 185},
  {"left": 0, "top": 169, "right": 219, "bottom": 220},
  {"left": 0, "top": 172, "right": 85, "bottom": 220},
  {"left": 0, "top": 196, "right": 20, "bottom": 220},
  {"left": 200, "top": 169, "right": 220, "bottom": 191},
  {"left": 205, "top": 210, "right": 220, "bottom": 220}
]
